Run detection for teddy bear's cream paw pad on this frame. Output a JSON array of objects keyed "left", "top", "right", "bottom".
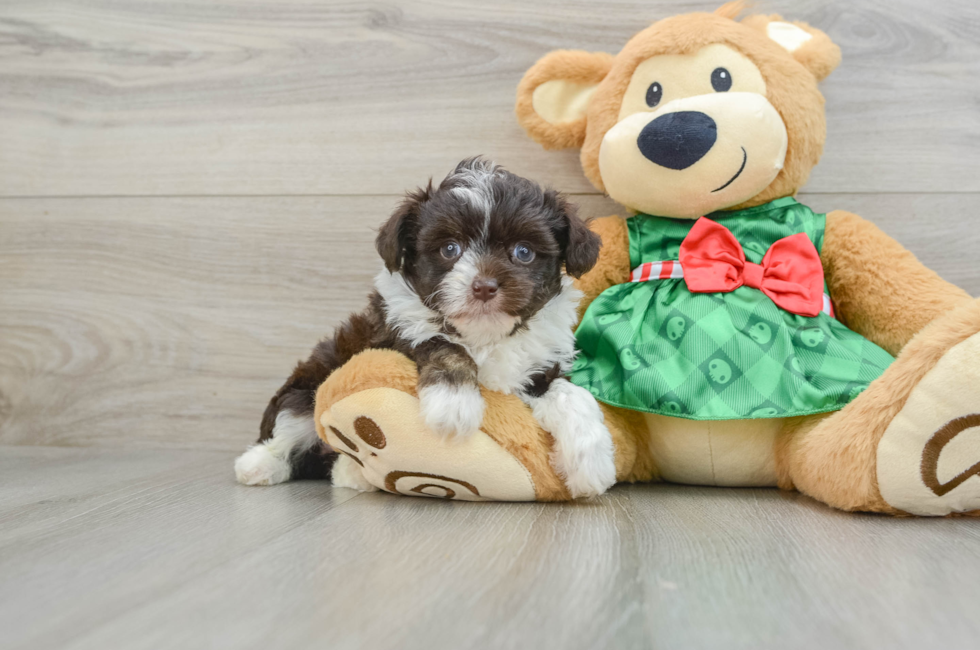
[
  {"left": 321, "top": 387, "right": 536, "bottom": 501},
  {"left": 877, "top": 332, "right": 980, "bottom": 515}
]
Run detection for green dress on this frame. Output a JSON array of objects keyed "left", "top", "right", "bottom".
[{"left": 571, "top": 197, "right": 895, "bottom": 420}]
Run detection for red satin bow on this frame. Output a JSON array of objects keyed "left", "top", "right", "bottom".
[{"left": 679, "top": 217, "right": 825, "bottom": 318}]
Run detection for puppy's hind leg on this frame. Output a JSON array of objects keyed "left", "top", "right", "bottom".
[
  {"left": 237, "top": 331, "right": 363, "bottom": 486},
  {"left": 523, "top": 378, "right": 617, "bottom": 498},
  {"left": 237, "top": 360, "right": 335, "bottom": 486},
  {"left": 235, "top": 403, "right": 330, "bottom": 486}
]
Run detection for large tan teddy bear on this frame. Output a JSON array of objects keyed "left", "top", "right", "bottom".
[{"left": 315, "top": 3, "right": 980, "bottom": 516}]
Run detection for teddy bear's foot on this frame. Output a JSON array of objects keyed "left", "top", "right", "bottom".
[
  {"left": 321, "top": 386, "right": 538, "bottom": 501},
  {"left": 877, "top": 330, "right": 980, "bottom": 515},
  {"left": 783, "top": 299, "right": 980, "bottom": 515}
]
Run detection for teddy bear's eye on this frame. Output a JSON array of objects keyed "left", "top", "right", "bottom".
[
  {"left": 645, "top": 82, "right": 663, "bottom": 108},
  {"left": 711, "top": 67, "right": 732, "bottom": 92}
]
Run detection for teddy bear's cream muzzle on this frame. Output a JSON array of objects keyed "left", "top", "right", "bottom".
[{"left": 599, "top": 92, "right": 788, "bottom": 218}]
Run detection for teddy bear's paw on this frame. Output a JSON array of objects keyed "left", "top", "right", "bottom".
[
  {"left": 418, "top": 383, "right": 485, "bottom": 439},
  {"left": 321, "top": 387, "right": 537, "bottom": 501},
  {"left": 530, "top": 379, "right": 617, "bottom": 499},
  {"left": 331, "top": 453, "right": 379, "bottom": 493},
  {"left": 877, "top": 331, "right": 980, "bottom": 516},
  {"left": 234, "top": 444, "right": 292, "bottom": 486}
]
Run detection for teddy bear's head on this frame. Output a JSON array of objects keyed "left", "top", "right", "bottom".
[{"left": 516, "top": 2, "right": 841, "bottom": 219}]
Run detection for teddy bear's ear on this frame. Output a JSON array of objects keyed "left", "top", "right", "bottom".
[
  {"left": 516, "top": 50, "right": 614, "bottom": 150},
  {"left": 742, "top": 14, "right": 842, "bottom": 81}
]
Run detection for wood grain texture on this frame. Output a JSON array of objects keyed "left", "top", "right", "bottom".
[
  {"left": 1, "top": 193, "right": 976, "bottom": 451},
  {"left": 2, "top": 446, "right": 979, "bottom": 650},
  {"left": 2, "top": 4, "right": 979, "bottom": 648},
  {"left": 0, "top": 0, "right": 978, "bottom": 197}
]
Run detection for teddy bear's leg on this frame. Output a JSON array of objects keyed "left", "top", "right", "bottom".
[
  {"left": 314, "top": 349, "right": 650, "bottom": 501},
  {"left": 776, "top": 298, "right": 980, "bottom": 515}
]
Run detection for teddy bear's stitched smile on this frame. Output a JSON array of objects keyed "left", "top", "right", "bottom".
[{"left": 712, "top": 146, "right": 748, "bottom": 192}]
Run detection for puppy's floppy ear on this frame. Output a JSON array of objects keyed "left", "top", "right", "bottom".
[
  {"left": 547, "top": 191, "right": 601, "bottom": 278},
  {"left": 376, "top": 183, "right": 430, "bottom": 272},
  {"left": 741, "top": 13, "right": 842, "bottom": 81},
  {"left": 516, "top": 50, "right": 613, "bottom": 150}
]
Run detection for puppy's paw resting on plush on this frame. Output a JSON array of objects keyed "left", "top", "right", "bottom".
[
  {"left": 418, "top": 382, "right": 485, "bottom": 438},
  {"left": 528, "top": 379, "right": 617, "bottom": 498}
]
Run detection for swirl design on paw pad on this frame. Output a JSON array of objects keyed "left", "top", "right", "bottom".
[
  {"left": 921, "top": 413, "right": 980, "bottom": 497},
  {"left": 384, "top": 471, "right": 481, "bottom": 500}
]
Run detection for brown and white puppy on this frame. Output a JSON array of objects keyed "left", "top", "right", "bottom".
[{"left": 235, "top": 158, "right": 617, "bottom": 498}]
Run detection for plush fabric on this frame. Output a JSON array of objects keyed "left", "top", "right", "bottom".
[
  {"left": 572, "top": 199, "right": 894, "bottom": 420},
  {"left": 315, "top": 4, "right": 980, "bottom": 516}
]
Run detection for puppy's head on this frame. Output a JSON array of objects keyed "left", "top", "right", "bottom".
[{"left": 376, "top": 158, "right": 600, "bottom": 336}]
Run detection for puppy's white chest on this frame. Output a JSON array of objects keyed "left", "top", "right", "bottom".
[
  {"left": 472, "top": 340, "right": 535, "bottom": 393},
  {"left": 465, "top": 325, "right": 575, "bottom": 394}
]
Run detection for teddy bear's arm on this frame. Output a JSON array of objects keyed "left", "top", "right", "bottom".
[
  {"left": 821, "top": 210, "right": 972, "bottom": 356},
  {"left": 573, "top": 215, "right": 631, "bottom": 319}
]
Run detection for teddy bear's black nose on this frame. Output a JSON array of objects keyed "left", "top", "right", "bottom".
[{"left": 636, "top": 111, "right": 717, "bottom": 170}]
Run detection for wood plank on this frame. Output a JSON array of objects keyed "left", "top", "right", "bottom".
[
  {"left": 0, "top": 446, "right": 359, "bottom": 650},
  {"left": 1, "top": 193, "right": 976, "bottom": 451},
  {"left": 2, "top": 446, "right": 980, "bottom": 650},
  {"left": 0, "top": 0, "right": 978, "bottom": 197}
]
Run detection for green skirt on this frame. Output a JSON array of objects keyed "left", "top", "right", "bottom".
[{"left": 570, "top": 201, "right": 895, "bottom": 421}]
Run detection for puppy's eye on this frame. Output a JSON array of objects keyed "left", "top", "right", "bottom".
[
  {"left": 440, "top": 242, "right": 462, "bottom": 260},
  {"left": 645, "top": 82, "right": 663, "bottom": 108},
  {"left": 512, "top": 244, "right": 535, "bottom": 263},
  {"left": 711, "top": 67, "right": 732, "bottom": 92}
]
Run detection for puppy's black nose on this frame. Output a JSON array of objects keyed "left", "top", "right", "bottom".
[
  {"left": 636, "top": 111, "right": 717, "bottom": 170},
  {"left": 471, "top": 278, "right": 498, "bottom": 302}
]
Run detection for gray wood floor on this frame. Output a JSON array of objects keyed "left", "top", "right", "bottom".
[
  {"left": 3, "top": 445, "right": 980, "bottom": 650},
  {"left": 2, "top": 1, "right": 980, "bottom": 648}
]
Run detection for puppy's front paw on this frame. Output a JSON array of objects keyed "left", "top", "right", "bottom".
[
  {"left": 530, "top": 379, "right": 617, "bottom": 499},
  {"left": 418, "top": 382, "right": 485, "bottom": 438},
  {"left": 331, "top": 454, "right": 378, "bottom": 492},
  {"left": 552, "top": 439, "right": 617, "bottom": 499}
]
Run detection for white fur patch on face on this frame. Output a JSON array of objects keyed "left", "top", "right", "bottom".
[
  {"left": 234, "top": 411, "right": 318, "bottom": 486},
  {"left": 767, "top": 21, "right": 813, "bottom": 53},
  {"left": 331, "top": 454, "right": 379, "bottom": 492},
  {"left": 449, "top": 159, "right": 499, "bottom": 234},
  {"left": 451, "top": 186, "right": 492, "bottom": 225},
  {"left": 523, "top": 378, "right": 616, "bottom": 498},
  {"left": 418, "top": 382, "right": 485, "bottom": 438},
  {"left": 438, "top": 248, "right": 481, "bottom": 317}
]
